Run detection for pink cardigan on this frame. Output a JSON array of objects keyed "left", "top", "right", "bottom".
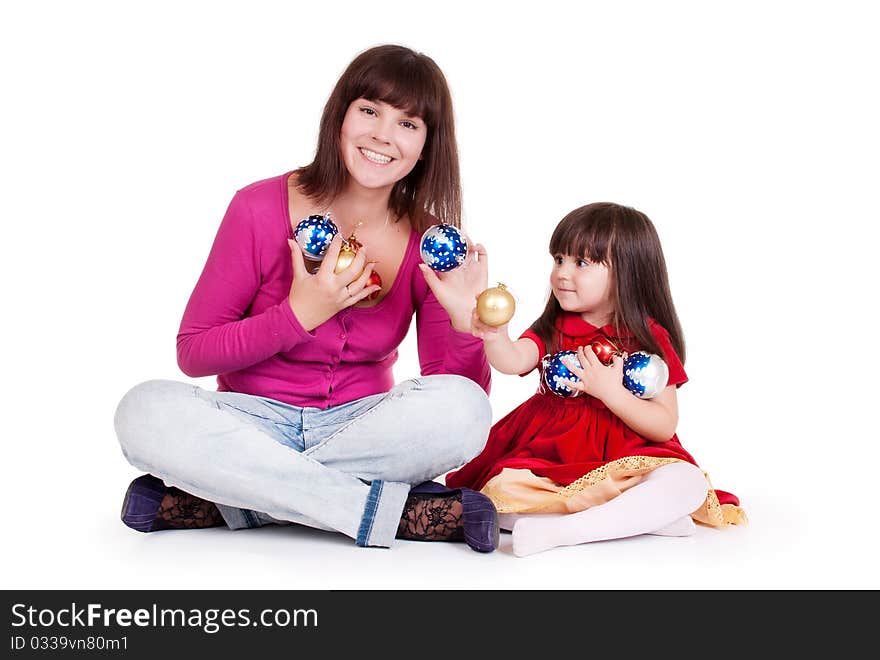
[{"left": 177, "top": 173, "right": 491, "bottom": 408}]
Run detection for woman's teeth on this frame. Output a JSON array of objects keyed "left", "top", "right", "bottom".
[{"left": 360, "top": 148, "right": 392, "bottom": 164}]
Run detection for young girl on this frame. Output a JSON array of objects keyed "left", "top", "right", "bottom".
[{"left": 445, "top": 202, "right": 745, "bottom": 556}]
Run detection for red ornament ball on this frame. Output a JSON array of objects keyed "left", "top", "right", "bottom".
[
  {"left": 365, "top": 271, "right": 382, "bottom": 301},
  {"left": 589, "top": 335, "right": 622, "bottom": 366}
]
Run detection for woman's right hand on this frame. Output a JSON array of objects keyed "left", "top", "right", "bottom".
[{"left": 287, "top": 235, "right": 380, "bottom": 331}]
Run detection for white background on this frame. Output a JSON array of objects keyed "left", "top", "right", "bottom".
[{"left": 1, "top": 1, "right": 877, "bottom": 590}]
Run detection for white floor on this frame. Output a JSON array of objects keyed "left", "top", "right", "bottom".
[{"left": 3, "top": 465, "right": 873, "bottom": 590}]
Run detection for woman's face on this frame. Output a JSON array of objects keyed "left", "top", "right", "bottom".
[{"left": 339, "top": 98, "right": 427, "bottom": 192}]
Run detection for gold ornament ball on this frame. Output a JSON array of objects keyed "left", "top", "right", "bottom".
[
  {"left": 476, "top": 283, "right": 515, "bottom": 326},
  {"left": 334, "top": 247, "right": 358, "bottom": 275}
]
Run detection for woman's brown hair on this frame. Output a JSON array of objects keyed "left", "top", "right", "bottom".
[
  {"left": 530, "top": 203, "right": 686, "bottom": 362},
  {"left": 295, "top": 44, "right": 461, "bottom": 233}
]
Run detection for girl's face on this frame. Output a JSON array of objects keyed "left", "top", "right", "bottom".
[
  {"left": 551, "top": 253, "right": 614, "bottom": 324},
  {"left": 339, "top": 98, "right": 427, "bottom": 192}
]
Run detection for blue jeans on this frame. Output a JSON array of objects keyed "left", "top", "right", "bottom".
[{"left": 114, "top": 375, "right": 491, "bottom": 547}]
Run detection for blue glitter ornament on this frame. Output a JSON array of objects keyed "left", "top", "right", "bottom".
[
  {"left": 294, "top": 214, "right": 339, "bottom": 261},
  {"left": 541, "top": 350, "right": 583, "bottom": 398},
  {"left": 622, "top": 351, "right": 669, "bottom": 399},
  {"left": 419, "top": 224, "right": 468, "bottom": 272}
]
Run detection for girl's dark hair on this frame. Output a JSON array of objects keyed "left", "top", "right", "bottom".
[
  {"left": 295, "top": 44, "right": 461, "bottom": 233},
  {"left": 530, "top": 203, "right": 686, "bottom": 362}
]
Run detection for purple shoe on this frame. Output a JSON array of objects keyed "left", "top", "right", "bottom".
[
  {"left": 408, "top": 481, "right": 500, "bottom": 553},
  {"left": 120, "top": 474, "right": 225, "bottom": 532},
  {"left": 120, "top": 474, "right": 170, "bottom": 532}
]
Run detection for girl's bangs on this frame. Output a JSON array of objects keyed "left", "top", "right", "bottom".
[{"left": 549, "top": 211, "right": 612, "bottom": 264}]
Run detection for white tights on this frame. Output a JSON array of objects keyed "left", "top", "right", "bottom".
[{"left": 497, "top": 462, "right": 707, "bottom": 557}]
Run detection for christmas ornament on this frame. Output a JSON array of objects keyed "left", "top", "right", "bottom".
[
  {"left": 476, "top": 283, "right": 516, "bottom": 326},
  {"left": 420, "top": 224, "right": 468, "bottom": 272},
  {"left": 294, "top": 214, "right": 338, "bottom": 261},
  {"left": 364, "top": 271, "right": 382, "bottom": 300},
  {"left": 622, "top": 351, "right": 669, "bottom": 399},
  {"left": 333, "top": 231, "right": 381, "bottom": 301},
  {"left": 541, "top": 350, "right": 583, "bottom": 398},
  {"left": 333, "top": 235, "right": 363, "bottom": 274},
  {"left": 589, "top": 335, "right": 622, "bottom": 366}
]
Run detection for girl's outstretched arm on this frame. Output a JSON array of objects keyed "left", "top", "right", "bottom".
[
  {"left": 470, "top": 307, "right": 540, "bottom": 375},
  {"left": 564, "top": 346, "right": 679, "bottom": 442}
]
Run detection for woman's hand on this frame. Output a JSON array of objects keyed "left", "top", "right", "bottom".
[
  {"left": 418, "top": 241, "right": 488, "bottom": 333},
  {"left": 562, "top": 345, "right": 627, "bottom": 403},
  {"left": 287, "top": 235, "right": 380, "bottom": 331}
]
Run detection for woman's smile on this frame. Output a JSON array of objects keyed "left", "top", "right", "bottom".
[{"left": 358, "top": 147, "right": 394, "bottom": 165}]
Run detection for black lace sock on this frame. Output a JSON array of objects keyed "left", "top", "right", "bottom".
[
  {"left": 155, "top": 488, "right": 225, "bottom": 530},
  {"left": 395, "top": 492, "right": 465, "bottom": 542}
]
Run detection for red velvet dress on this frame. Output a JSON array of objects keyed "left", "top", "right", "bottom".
[{"left": 446, "top": 313, "right": 742, "bottom": 525}]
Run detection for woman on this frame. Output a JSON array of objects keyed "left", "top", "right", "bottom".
[{"left": 114, "top": 45, "right": 498, "bottom": 552}]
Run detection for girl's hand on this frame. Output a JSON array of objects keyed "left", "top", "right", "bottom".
[
  {"left": 287, "top": 235, "right": 380, "bottom": 331},
  {"left": 470, "top": 300, "right": 509, "bottom": 343},
  {"left": 418, "top": 241, "right": 489, "bottom": 333},
  {"left": 562, "top": 345, "right": 626, "bottom": 402}
]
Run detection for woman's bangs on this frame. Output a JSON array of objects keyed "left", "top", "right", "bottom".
[{"left": 351, "top": 62, "right": 439, "bottom": 125}]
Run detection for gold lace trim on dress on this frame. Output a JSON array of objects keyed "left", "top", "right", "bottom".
[{"left": 482, "top": 456, "right": 747, "bottom": 527}]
